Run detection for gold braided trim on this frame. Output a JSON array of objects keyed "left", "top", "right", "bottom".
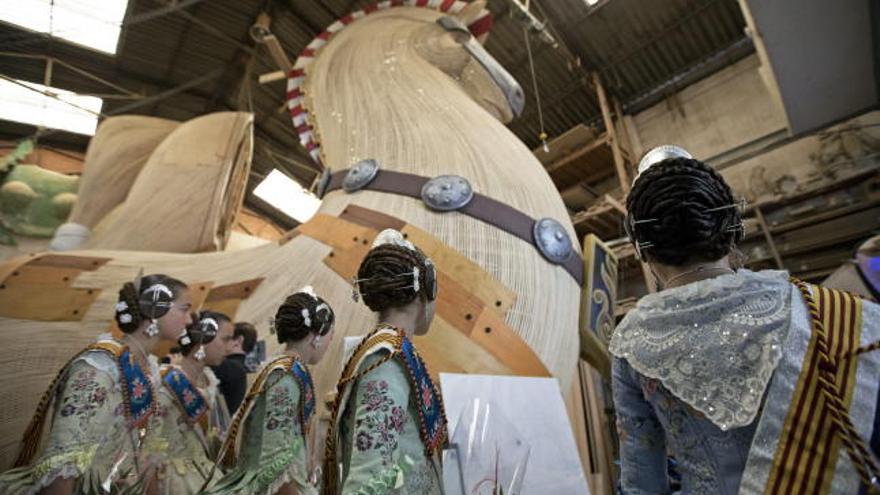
[
  {"left": 14, "top": 341, "right": 124, "bottom": 467},
  {"left": 765, "top": 279, "right": 880, "bottom": 494},
  {"left": 218, "top": 355, "right": 295, "bottom": 469}
]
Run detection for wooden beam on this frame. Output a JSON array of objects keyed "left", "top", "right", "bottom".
[
  {"left": 754, "top": 205, "right": 785, "bottom": 269},
  {"left": 612, "top": 97, "right": 636, "bottom": 165},
  {"left": 603, "top": 194, "right": 627, "bottom": 215},
  {"left": 592, "top": 72, "right": 630, "bottom": 193},
  {"left": 546, "top": 134, "right": 610, "bottom": 174}
]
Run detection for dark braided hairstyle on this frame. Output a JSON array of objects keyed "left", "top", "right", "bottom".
[
  {"left": 357, "top": 243, "right": 431, "bottom": 313},
  {"left": 114, "top": 274, "right": 188, "bottom": 333},
  {"left": 274, "top": 291, "right": 335, "bottom": 344},
  {"left": 626, "top": 157, "right": 742, "bottom": 266},
  {"left": 179, "top": 310, "right": 230, "bottom": 356}
]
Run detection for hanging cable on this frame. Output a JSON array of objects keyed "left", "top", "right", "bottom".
[{"left": 523, "top": 26, "right": 549, "bottom": 153}]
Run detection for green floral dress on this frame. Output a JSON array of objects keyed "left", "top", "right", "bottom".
[
  {"left": 0, "top": 341, "right": 159, "bottom": 494},
  {"left": 327, "top": 326, "right": 447, "bottom": 495},
  {"left": 205, "top": 356, "right": 317, "bottom": 495}
]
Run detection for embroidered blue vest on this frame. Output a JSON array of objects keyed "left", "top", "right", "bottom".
[
  {"left": 112, "top": 345, "right": 156, "bottom": 429},
  {"left": 289, "top": 358, "right": 315, "bottom": 434},
  {"left": 396, "top": 334, "right": 447, "bottom": 455},
  {"left": 161, "top": 366, "right": 208, "bottom": 426}
]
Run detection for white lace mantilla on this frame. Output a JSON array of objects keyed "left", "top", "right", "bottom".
[{"left": 609, "top": 270, "right": 793, "bottom": 430}]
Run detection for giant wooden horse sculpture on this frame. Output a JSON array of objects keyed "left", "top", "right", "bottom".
[{"left": 0, "top": 1, "right": 581, "bottom": 467}]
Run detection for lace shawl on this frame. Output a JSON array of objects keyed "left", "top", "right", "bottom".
[{"left": 609, "top": 270, "right": 793, "bottom": 430}]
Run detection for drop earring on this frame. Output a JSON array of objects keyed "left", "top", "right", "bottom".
[
  {"left": 195, "top": 345, "right": 206, "bottom": 361},
  {"left": 146, "top": 319, "right": 159, "bottom": 337},
  {"left": 311, "top": 336, "right": 321, "bottom": 349}
]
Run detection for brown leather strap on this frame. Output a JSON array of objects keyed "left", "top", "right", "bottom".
[{"left": 326, "top": 169, "right": 584, "bottom": 285}]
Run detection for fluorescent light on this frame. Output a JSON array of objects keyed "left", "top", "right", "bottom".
[
  {"left": 253, "top": 169, "right": 321, "bottom": 223},
  {"left": 0, "top": 78, "right": 102, "bottom": 135},
  {"left": 0, "top": 0, "right": 129, "bottom": 54},
  {"left": 585, "top": 0, "right": 600, "bottom": 5}
]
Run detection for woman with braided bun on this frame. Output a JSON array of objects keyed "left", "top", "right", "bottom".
[
  {"left": 0, "top": 274, "right": 193, "bottom": 495},
  {"left": 206, "top": 287, "right": 334, "bottom": 495},
  {"left": 324, "top": 229, "right": 446, "bottom": 495},
  {"left": 143, "top": 310, "right": 233, "bottom": 494},
  {"left": 610, "top": 148, "right": 880, "bottom": 495}
]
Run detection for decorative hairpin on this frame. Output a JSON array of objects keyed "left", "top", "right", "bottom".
[
  {"left": 705, "top": 197, "right": 747, "bottom": 213},
  {"left": 115, "top": 301, "right": 133, "bottom": 324},
  {"left": 633, "top": 218, "right": 658, "bottom": 225},
  {"left": 200, "top": 317, "right": 219, "bottom": 338},
  {"left": 301, "top": 308, "right": 312, "bottom": 328},
  {"left": 634, "top": 241, "right": 654, "bottom": 260},
  {"left": 351, "top": 270, "right": 422, "bottom": 302},
  {"left": 371, "top": 228, "right": 417, "bottom": 252},
  {"left": 299, "top": 285, "right": 318, "bottom": 300}
]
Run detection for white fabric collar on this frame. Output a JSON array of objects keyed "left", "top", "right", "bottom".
[{"left": 609, "top": 270, "right": 793, "bottom": 430}]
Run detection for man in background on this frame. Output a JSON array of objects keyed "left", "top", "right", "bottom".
[{"left": 211, "top": 321, "right": 257, "bottom": 414}]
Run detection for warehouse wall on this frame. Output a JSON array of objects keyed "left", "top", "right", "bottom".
[
  {"left": 630, "top": 54, "right": 787, "bottom": 162},
  {"left": 626, "top": 53, "right": 880, "bottom": 201}
]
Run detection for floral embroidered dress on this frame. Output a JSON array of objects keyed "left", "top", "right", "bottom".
[
  {"left": 205, "top": 355, "right": 317, "bottom": 495},
  {"left": 0, "top": 338, "right": 159, "bottom": 495},
  {"left": 144, "top": 365, "right": 230, "bottom": 494},
  {"left": 325, "top": 325, "right": 447, "bottom": 495}
]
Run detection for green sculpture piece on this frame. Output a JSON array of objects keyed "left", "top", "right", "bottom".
[{"left": 0, "top": 140, "right": 80, "bottom": 244}]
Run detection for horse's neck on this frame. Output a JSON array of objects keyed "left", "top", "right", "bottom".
[{"left": 307, "top": 17, "right": 514, "bottom": 175}]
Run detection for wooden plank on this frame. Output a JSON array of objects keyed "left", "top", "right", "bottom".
[
  {"left": 434, "top": 270, "right": 487, "bottom": 335},
  {"left": 603, "top": 194, "right": 626, "bottom": 215},
  {"left": 3, "top": 265, "right": 82, "bottom": 287},
  {"left": 470, "top": 306, "right": 551, "bottom": 377},
  {"left": 188, "top": 282, "right": 213, "bottom": 310},
  {"left": 298, "top": 213, "right": 378, "bottom": 251},
  {"left": 754, "top": 206, "right": 785, "bottom": 269},
  {"left": 580, "top": 362, "right": 615, "bottom": 495},
  {"left": 592, "top": 72, "right": 630, "bottom": 193},
  {"left": 0, "top": 285, "right": 100, "bottom": 321},
  {"left": 340, "top": 204, "right": 407, "bottom": 231},
  {"left": 28, "top": 254, "right": 111, "bottom": 271},
  {"left": 204, "top": 278, "right": 264, "bottom": 302},
  {"left": 0, "top": 255, "right": 37, "bottom": 287},
  {"left": 277, "top": 228, "right": 300, "bottom": 246},
  {"left": 546, "top": 135, "right": 610, "bottom": 174},
  {"left": 565, "top": 367, "right": 597, "bottom": 495}
]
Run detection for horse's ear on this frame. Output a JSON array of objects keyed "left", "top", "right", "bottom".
[{"left": 454, "top": 0, "right": 491, "bottom": 42}]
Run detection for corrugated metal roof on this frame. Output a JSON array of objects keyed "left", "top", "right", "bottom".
[{"left": 0, "top": 0, "right": 751, "bottom": 222}]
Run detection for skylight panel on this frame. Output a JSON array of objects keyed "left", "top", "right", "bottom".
[
  {"left": 253, "top": 169, "right": 321, "bottom": 223},
  {"left": 0, "top": 78, "right": 102, "bottom": 135},
  {"left": 0, "top": 0, "right": 129, "bottom": 54}
]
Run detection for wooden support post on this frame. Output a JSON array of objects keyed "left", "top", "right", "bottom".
[
  {"left": 641, "top": 263, "right": 657, "bottom": 293},
  {"left": 603, "top": 194, "right": 626, "bottom": 216},
  {"left": 613, "top": 98, "right": 635, "bottom": 166},
  {"left": 754, "top": 206, "right": 785, "bottom": 269},
  {"left": 592, "top": 72, "right": 630, "bottom": 193}
]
